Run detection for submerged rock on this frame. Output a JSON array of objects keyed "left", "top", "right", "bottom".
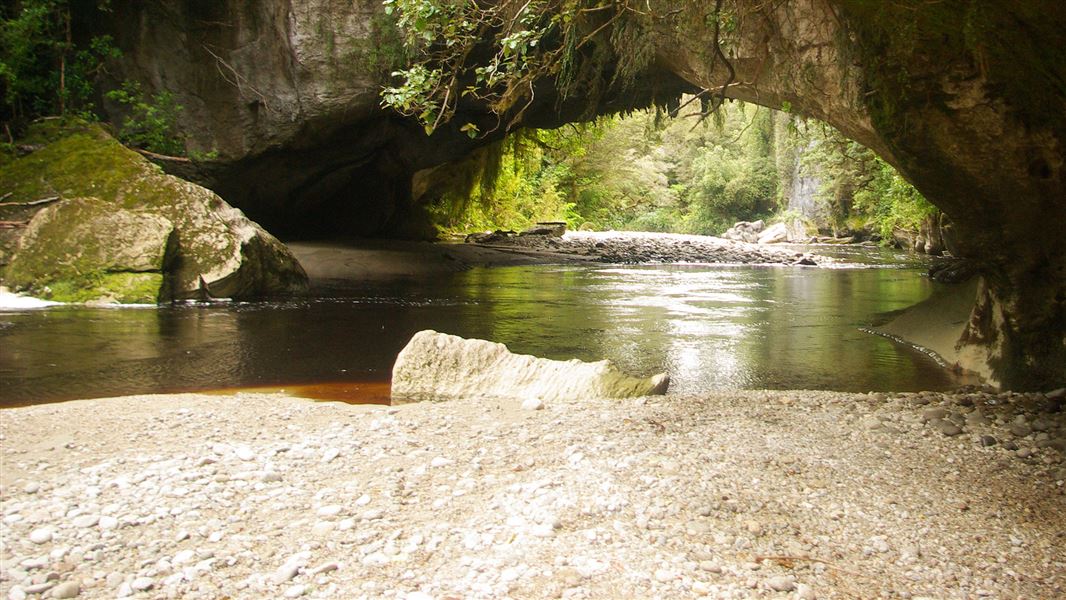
[
  {"left": 0, "top": 120, "right": 307, "bottom": 303},
  {"left": 391, "top": 330, "right": 669, "bottom": 404}
]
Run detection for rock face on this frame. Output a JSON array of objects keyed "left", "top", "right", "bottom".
[
  {"left": 89, "top": 1, "right": 1065, "bottom": 388},
  {"left": 0, "top": 121, "right": 308, "bottom": 302},
  {"left": 391, "top": 330, "right": 669, "bottom": 404}
]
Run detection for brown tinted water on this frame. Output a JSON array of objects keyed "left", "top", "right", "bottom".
[{"left": 0, "top": 248, "right": 977, "bottom": 406}]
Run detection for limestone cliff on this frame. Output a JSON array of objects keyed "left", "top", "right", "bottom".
[{"left": 87, "top": 1, "right": 1064, "bottom": 388}]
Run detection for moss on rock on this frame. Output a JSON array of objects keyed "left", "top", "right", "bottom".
[{"left": 0, "top": 120, "right": 308, "bottom": 302}]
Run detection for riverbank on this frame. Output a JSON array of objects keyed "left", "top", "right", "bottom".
[
  {"left": 287, "top": 231, "right": 827, "bottom": 285},
  {"left": 2, "top": 389, "right": 1063, "bottom": 599}
]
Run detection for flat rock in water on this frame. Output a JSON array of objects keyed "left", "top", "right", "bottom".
[{"left": 391, "top": 330, "right": 668, "bottom": 404}]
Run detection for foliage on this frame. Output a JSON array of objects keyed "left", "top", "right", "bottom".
[
  {"left": 381, "top": 0, "right": 670, "bottom": 134},
  {"left": 104, "top": 81, "right": 184, "bottom": 155},
  {"left": 431, "top": 100, "right": 783, "bottom": 235},
  {"left": 1, "top": 1, "right": 118, "bottom": 130}
]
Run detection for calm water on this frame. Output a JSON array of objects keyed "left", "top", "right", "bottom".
[{"left": 0, "top": 248, "right": 972, "bottom": 405}]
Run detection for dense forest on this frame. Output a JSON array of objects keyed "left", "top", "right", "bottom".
[{"left": 428, "top": 101, "right": 938, "bottom": 244}]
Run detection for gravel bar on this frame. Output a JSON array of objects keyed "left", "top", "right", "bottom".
[{"left": 2, "top": 388, "right": 1064, "bottom": 599}]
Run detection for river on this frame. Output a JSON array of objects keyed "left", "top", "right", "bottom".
[{"left": 0, "top": 244, "right": 975, "bottom": 406}]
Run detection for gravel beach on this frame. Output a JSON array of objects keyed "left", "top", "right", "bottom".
[
  {"left": 466, "top": 231, "right": 825, "bottom": 266},
  {"left": 2, "top": 389, "right": 1064, "bottom": 599}
]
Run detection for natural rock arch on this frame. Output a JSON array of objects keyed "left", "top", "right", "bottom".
[{"left": 95, "top": 0, "right": 1064, "bottom": 389}]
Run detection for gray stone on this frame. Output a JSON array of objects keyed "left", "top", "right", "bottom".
[
  {"left": 937, "top": 421, "right": 963, "bottom": 436},
  {"left": 980, "top": 435, "right": 998, "bottom": 447},
  {"left": 922, "top": 407, "right": 948, "bottom": 422},
  {"left": 50, "top": 581, "right": 80, "bottom": 599}
]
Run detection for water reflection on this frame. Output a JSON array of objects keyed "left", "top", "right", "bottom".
[{"left": 0, "top": 260, "right": 974, "bottom": 406}]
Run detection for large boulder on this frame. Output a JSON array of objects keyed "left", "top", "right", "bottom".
[
  {"left": 757, "top": 222, "right": 789, "bottom": 245},
  {"left": 0, "top": 120, "right": 307, "bottom": 302},
  {"left": 391, "top": 330, "right": 669, "bottom": 404},
  {"left": 5, "top": 198, "right": 176, "bottom": 303}
]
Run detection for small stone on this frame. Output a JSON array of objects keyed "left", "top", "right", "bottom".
[
  {"left": 1015, "top": 447, "right": 1034, "bottom": 459},
  {"left": 980, "top": 435, "right": 998, "bottom": 447},
  {"left": 8, "top": 585, "right": 27, "bottom": 600},
  {"left": 1010, "top": 418, "right": 1032, "bottom": 438},
  {"left": 766, "top": 575, "right": 796, "bottom": 592},
  {"left": 795, "top": 583, "right": 817, "bottom": 599},
  {"left": 322, "top": 448, "right": 340, "bottom": 463},
  {"left": 430, "top": 457, "right": 452, "bottom": 468},
  {"left": 50, "top": 581, "right": 80, "bottom": 599},
  {"left": 273, "top": 563, "right": 301, "bottom": 584},
  {"left": 405, "top": 592, "right": 434, "bottom": 600},
  {"left": 98, "top": 516, "right": 119, "bottom": 530},
  {"left": 1046, "top": 387, "right": 1065, "bottom": 399},
  {"left": 317, "top": 505, "right": 342, "bottom": 517},
  {"left": 699, "top": 561, "right": 722, "bottom": 573},
  {"left": 310, "top": 562, "right": 340, "bottom": 575},
  {"left": 312, "top": 521, "right": 334, "bottom": 537},
  {"left": 172, "top": 550, "right": 195, "bottom": 565},
  {"left": 29, "top": 527, "right": 53, "bottom": 544},
  {"left": 235, "top": 446, "right": 256, "bottom": 461},
  {"left": 653, "top": 569, "right": 676, "bottom": 582},
  {"left": 937, "top": 421, "right": 963, "bottom": 437},
  {"left": 521, "top": 398, "right": 545, "bottom": 411},
  {"left": 24, "top": 482, "right": 40, "bottom": 494},
  {"left": 130, "top": 577, "right": 154, "bottom": 591},
  {"left": 921, "top": 407, "right": 947, "bottom": 422},
  {"left": 283, "top": 584, "right": 307, "bottom": 598},
  {"left": 71, "top": 515, "right": 99, "bottom": 528}
]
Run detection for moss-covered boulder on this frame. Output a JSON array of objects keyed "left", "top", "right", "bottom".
[
  {"left": 5, "top": 197, "right": 176, "bottom": 303},
  {"left": 0, "top": 120, "right": 308, "bottom": 302}
]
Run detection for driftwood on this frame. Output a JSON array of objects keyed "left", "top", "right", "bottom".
[
  {"left": 0, "top": 220, "right": 30, "bottom": 229},
  {"left": 136, "top": 148, "right": 191, "bottom": 163},
  {"left": 0, "top": 195, "right": 60, "bottom": 207}
]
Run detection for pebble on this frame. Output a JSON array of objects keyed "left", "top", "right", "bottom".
[
  {"left": 71, "top": 515, "right": 99, "bottom": 528},
  {"left": 98, "top": 515, "right": 119, "bottom": 530},
  {"left": 235, "top": 446, "right": 256, "bottom": 461},
  {"left": 322, "top": 448, "right": 340, "bottom": 463},
  {"left": 766, "top": 575, "right": 796, "bottom": 592},
  {"left": 29, "top": 527, "right": 53, "bottom": 544},
  {"left": 130, "top": 577, "right": 154, "bottom": 591},
  {"left": 317, "top": 504, "right": 343, "bottom": 517},
  {"left": 273, "top": 563, "right": 301, "bottom": 584},
  {"left": 24, "top": 482, "right": 40, "bottom": 494},
  {"left": 522, "top": 398, "right": 545, "bottom": 411},
  {"left": 7, "top": 586, "right": 27, "bottom": 600},
  {"left": 937, "top": 421, "right": 963, "bottom": 437},
  {"left": 430, "top": 457, "right": 452, "bottom": 468},
  {"left": 980, "top": 435, "right": 998, "bottom": 447},
  {"left": 50, "top": 581, "right": 80, "bottom": 598},
  {"left": 283, "top": 584, "right": 308, "bottom": 597}
]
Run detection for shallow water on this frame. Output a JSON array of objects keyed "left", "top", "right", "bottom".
[{"left": 0, "top": 248, "right": 974, "bottom": 406}]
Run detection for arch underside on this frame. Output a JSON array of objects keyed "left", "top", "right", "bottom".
[{"left": 102, "top": 0, "right": 1065, "bottom": 389}]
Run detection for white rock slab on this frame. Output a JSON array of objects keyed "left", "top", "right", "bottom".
[{"left": 391, "top": 330, "right": 668, "bottom": 404}]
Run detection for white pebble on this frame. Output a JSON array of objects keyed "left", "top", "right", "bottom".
[
  {"left": 322, "top": 448, "right": 340, "bottom": 463},
  {"left": 284, "top": 584, "right": 308, "bottom": 598},
  {"left": 235, "top": 446, "right": 256, "bottom": 461},
  {"left": 98, "top": 515, "right": 119, "bottom": 530},
  {"left": 430, "top": 457, "right": 452, "bottom": 468},
  {"left": 130, "top": 577, "right": 154, "bottom": 591},
  {"left": 71, "top": 514, "right": 99, "bottom": 528},
  {"left": 29, "top": 527, "right": 53, "bottom": 544},
  {"left": 521, "top": 398, "right": 545, "bottom": 411},
  {"left": 317, "top": 505, "right": 342, "bottom": 517},
  {"left": 172, "top": 549, "right": 195, "bottom": 565}
]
